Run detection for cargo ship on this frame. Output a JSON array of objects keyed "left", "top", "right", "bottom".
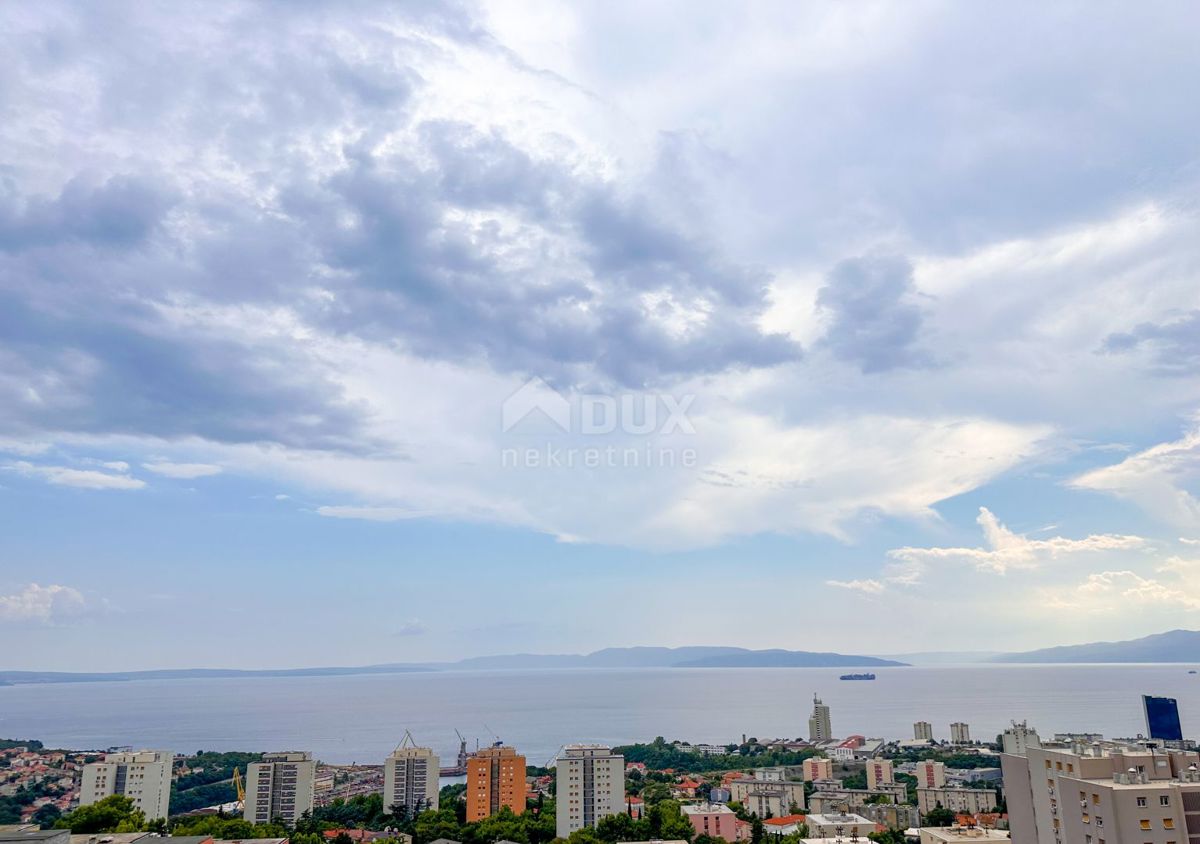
[{"left": 839, "top": 672, "right": 876, "bottom": 680}]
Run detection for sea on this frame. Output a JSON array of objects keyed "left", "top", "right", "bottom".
[{"left": 1, "top": 664, "right": 1197, "bottom": 766}]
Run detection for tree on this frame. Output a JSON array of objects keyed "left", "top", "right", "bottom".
[
  {"left": 868, "top": 830, "right": 907, "bottom": 844},
  {"left": 55, "top": 795, "right": 146, "bottom": 834},
  {"left": 750, "top": 817, "right": 764, "bottom": 844},
  {"left": 32, "top": 803, "right": 62, "bottom": 829},
  {"left": 923, "top": 806, "right": 956, "bottom": 827}
]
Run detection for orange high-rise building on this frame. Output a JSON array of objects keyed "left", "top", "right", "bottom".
[{"left": 466, "top": 745, "right": 527, "bottom": 822}]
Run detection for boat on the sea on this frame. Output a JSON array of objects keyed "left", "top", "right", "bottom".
[{"left": 839, "top": 672, "right": 876, "bottom": 680}]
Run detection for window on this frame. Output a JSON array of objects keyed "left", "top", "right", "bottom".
[
  {"left": 1140, "top": 820, "right": 1151, "bottom": 830},
  {"left": 1138, "top": 797, "right": 1147, "bottom": 807},
  {"left": 1164, "top": 819, "right": 1174, "bottom": 829},
  {"left": 1161, "top": 795, "right": 1170, "bottom": 806},
  {"left": 1093, "top": 793, "right": 1101, "bottom": 805}
]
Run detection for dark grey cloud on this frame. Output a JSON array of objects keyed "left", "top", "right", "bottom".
[
  {"left": 1100, "top": 311, "right": 1200, "bottom": 376},
  {"left": 0, "top": 1, "right": 796, "bottom": 453},
  {"left": 0, "top": 175, "right": 177, "bottom": 251},
  {"left": 816, "top": 255, "right": 934, "bottom": 374}
]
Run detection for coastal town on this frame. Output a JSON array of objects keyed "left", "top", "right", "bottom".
[{"left": 2, "top": 695, "right": 1194, "bottom": 844}]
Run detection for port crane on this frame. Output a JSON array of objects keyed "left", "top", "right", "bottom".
[{"left": 232, "top": 767, "right": 245, "bottom": 811}]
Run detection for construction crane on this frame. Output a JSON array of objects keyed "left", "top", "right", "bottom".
[{"left": 232, "top": 767, "right": 245, "bottom": 811}]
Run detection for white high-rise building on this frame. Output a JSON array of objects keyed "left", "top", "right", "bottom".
[
  {"left": 555, "top": 744, "right": 625, "bottom": 838},
  {"left": 1002, "top": 720, "right": 1041, "bottom": 755},
  {"left": 950, "top": 722, "right": 971, "bottom": 744},
  {"left": 808, "top": 695, "right": 832, "bottom": 742},
  {"left": 914, "top": 721, "right": 934, "bottom": 741},
  {"left": 1001, "top": 741, "right": 1200, "bottom": 844},
  {"left": 244, "top": 752, "right": 316, "bottom": 825},
  {"left": 80, "top": 750, "right": 173, "bottom": 821},
  {"left": 383, "top": 736, "right": 440, "bottom": 816}
]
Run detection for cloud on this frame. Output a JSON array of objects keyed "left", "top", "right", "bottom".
[
  {"left": 315, "top": 505, "right": 436, "bottom": 522},
  {"left": 1045, "top": 567, "right": 1200, "bottom": 611},
  {"left": 142, "top": 461, "right": 222, "bottom": 479},
  {"left": 826, "top": 578, "right": 885, "bottom": 594},
  {"left": 394, "top": 619, "right": 426, "bottom": 637},
  {"left": 816, "top": 255, "right": 933, "bottom": 373},
  {"left": 1100, "top": 311, "right": 1200, "bottom": 376},
  {"left": 1071, "top": 420, "right": 1200, "bottom": 529},
  {"left": 9, "top": 460, "right": 145, "bottom": 490},
  {"left": 887, "top": 507, "right": 1145, "bottom": 575},
  {"left": 0, "top": 583, "right": 90, "bottom": 623}
]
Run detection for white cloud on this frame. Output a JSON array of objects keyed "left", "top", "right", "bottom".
[
  {"left": 394, "top": 619, "right": 426, "bottom": 637},
  {"left": 887, "top": 506, "right": 1145, "bottom": 575},
  {"left": 1045, "top": 567, "right": 1200, "bottom": 611},
  {"left": 0, "top": 583, "right": 89, "bottom": 623},
  {"left": 826, "top": 578, "right": 885, "bottom": 594},
  {"left": 316, "top": 505, "right": 437, "bottom": 522},
  {"left": 0, "top": 438, "right": 51, "bottom": 457},
  {"left": 9, "top": 461, "right": 145, "bottom": 490},
  {"left": 1072, "top": 421, "right": 1200, "bottom": 529},
  {"left": 142, "top": 461, "right": 223, "bottom": 479}
]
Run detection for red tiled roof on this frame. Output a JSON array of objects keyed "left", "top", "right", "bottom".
[{"left": 763, "top": 814, "right": 807, "bottom": 826}]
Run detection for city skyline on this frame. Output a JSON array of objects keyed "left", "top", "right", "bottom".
[{"left": 3, "top": 2, "right": 1200, "bottom": 670}]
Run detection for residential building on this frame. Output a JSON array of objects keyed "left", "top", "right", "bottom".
[
  {"left": 729, "top": 777, "right": 806, "bottom": 815},
  {"left": 856, "top": 802, "right": 921, "bottom": 831},
  {"left": 383, "top": 740, "right": 440, "bottom": 817},
  {"left": 1001, "top": 721, "right": 1040, "bottom": 756},
  {"left": 808, "top": 784, "right": 907, "bottom": 813},
  {"left": 915, "top": 722, "right": 934, "bottom": 742},
  {"left": 806, "top": 812, "right": 876, "bottom": 839},
  {"left": 466, "top": 745, "right": 525, "bottom": 822},
  {"left": 681, "top": 803, "right": 738, "bottom": 840},
  {"left": 916, "top": 760, "right": 947, "bottom": 788},
  {"left": 866, "top": 758, "right": 894, "bottom": 789},
  {"left": 80, "top": 750, "right": 173, "bottom": 821},
  {"left": 951, "top": 722, "right": 971, "bottom": 744},
  {"left": 1000, "top": 740, "right": 1200, "bottom": 844},
  {"left": 918, "top": 827, "right": 1010, "bottom": 844},
  {"left": 555, "top": 745, "right": 624, "bottom": 839},
  {"left": 761, "top": 815, "right": 808, "bottom": 836},
  {"left": 808, "top": 695, "right": 832, "bottom": 743},
  {"left": 802, "top": 758, "right": 833, "bottom": 782},
  {"left": 917, "top": 787, "right": 998, "bottom": 816},
  {"left": 245, "top": 752, "right": 316, "bottom": 825}
]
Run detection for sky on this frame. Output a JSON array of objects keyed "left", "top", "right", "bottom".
[{"left": 3, "top": 1, "right": 1200, "bottom": 671}]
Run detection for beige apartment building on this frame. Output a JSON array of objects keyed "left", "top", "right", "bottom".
[
  {"left": 244, "top": 751, "right": 316, "bottom": 824},
  {"left": 80, "top": 750, "right": 173, "bottom": 821},
  {"left": 951, "top": 722, "right": 972, "bottom": 744},
  {"left": 383, "top": 740, "right": 440, "bottom": 816},
  {"left": 1001, "top": 741, "right": 1200, "bottom": 844},
  {"left": 919, "top": 827, "right": 1010, "bottom": 844},
  {"left": 915, "top": 722, "right": 935, "bottom": 742},
  {"left": 866, "top": 758, "right": 895, "bottom": 789},
  {"left": 916, "top": 760, "right": 947, "bottom": 789},
  {"left": 729, "top": 777, "right": 807, "bottom": 815},
  {"left": 917, "top": 786, "right": 998, "bottom": 815},
  {"left": 556, "top": 745, "right": 625, "bottom": 839},
  {"left": 802, "top": 757, "right": 834, "bottom": 782}
]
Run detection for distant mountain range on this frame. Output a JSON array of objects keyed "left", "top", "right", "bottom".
[
  {"left": 0, "top": 646, "right": 905, "bottom": 685},
  {"left": 16, "top": 631, "right": 1200, "bottom": 685},
  {"left": 991, "top": 629, "right": 1200, "bottom": 664}
]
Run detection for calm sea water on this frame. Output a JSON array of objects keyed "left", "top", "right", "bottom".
[{"left": 1, "top": 665, "right": 1197, "bottom": 765}]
